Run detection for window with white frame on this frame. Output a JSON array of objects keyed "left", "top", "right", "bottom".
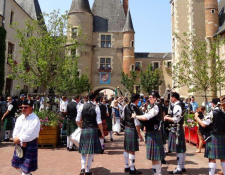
[
  {"left": 135, "top": 61, "right": 141, "bottom": 71},
  {"left": 100, "top": 58, "right": 111, "bottom": 69},
  {"left": 152, "top": 61, "right": 160, "bottom": 70},
  {"left": 101, "top": 35, "right": 111, "bottom": 48},
  {"left": 7, "top": 42, "right": 14, "bottom": 64}
]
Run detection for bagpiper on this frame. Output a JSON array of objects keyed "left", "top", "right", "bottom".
[{"left": 164, "top": 92, "right": 186, "bottom": 174}]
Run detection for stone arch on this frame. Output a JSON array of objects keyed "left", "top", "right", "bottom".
[{"left": 92, "top": 86, "right": 116, "bottom": 95}]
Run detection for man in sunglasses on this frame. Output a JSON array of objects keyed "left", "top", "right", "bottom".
[
  {"left": 1, "top": 96, "right": 15, "bottom": 142},
  {"left": 11, "top": 100, "right": 40, "bottom": 175}
]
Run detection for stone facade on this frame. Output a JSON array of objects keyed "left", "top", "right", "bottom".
[{"left": 68, "top": 0, "right": 172, "bottom": 96}]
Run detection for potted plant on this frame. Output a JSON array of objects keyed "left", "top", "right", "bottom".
[
  {"left": 184, "top": 113, "right": 198, "bottom": 145},
  {"left": 35, "top": 111, "right": 62, "bottom": 148}
]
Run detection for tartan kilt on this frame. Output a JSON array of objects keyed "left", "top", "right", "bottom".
[
  {"left": 124, "top": 127, "right": 139, "bottom": 152},
  {"left": 205, "top": 134, "right": 225, "bottom": 159},
  {"left": 3, "top": 117, "right": 13, "bottom": 130},
  {"left": 79, "top": 128, "right": 102, "bottom": 154},
  {"left": 146, "top": 131, "right": 165, "bottom": 161},
  {"left": 11, "top": 139, "right": 38, "bottom": 173},
  {"left": 106, "top": 117, "right": 112, "bottom": 131},
  {"left": 168, "top": 127, "right": 186, "bottom": 153},
  {"left": 66, "top": 118, "right": 77, "bottom": 136}
]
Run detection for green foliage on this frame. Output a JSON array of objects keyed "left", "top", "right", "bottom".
[
  {"left": 140, "top": 64, "right": 162, "bottom": 94},
  {"left": 35, "top": 111, "right": 61, "bottom": 127},
  {"left": 184, "top": 113, "right": 197, "bottom": 128},
  {"left": 9, "top": 10, "right": 90, "bottom": 96},
  {"left": 173, "top": 33, "right": 225, "bottom": 97},
  {"left": 121, "top": 71, "right": 137, "bottom": 95},
  {"left": 0, "top": 27, "right": 6, "bottom": 95}
]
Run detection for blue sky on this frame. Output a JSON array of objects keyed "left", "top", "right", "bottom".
[{"left": 38, "top": 0, "right": 171, "bottom": 53}]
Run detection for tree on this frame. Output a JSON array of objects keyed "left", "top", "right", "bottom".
[
  {"left": 9, "top": 10, "right": 90, "bottom": 98},
  {"left": 121, "top": 71, "right": 137, "bottom": 95},
  {"left": 172, "top": 32, "right": 225, "bottom": 99},
  {"left": 0, "top": 27, "right": 6, "bottom": 95},
  {"left": 140, "top": 64, "right": 162, "bottom": 94}
]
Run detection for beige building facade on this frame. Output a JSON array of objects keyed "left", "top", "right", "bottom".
[
  {"left": 0, "top": 0, "right": 42, "bottom": 96},
  {"left": 171, "top": 0, "right": 225, "bottom": 101}
]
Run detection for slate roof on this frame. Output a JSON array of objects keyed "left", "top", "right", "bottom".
[
  {"left": 92, "top": 0, "right": 126, "bottom": 32},
  {"left": 15, "top": 0, "right": 43, "bottom": 21},
  {"left": 69, "top": 0, "right": 92, "bottom": 14},
  {"left": 135, "top": 53, "right": 172, "bottom": 59},
  {"left": 123, "top": 9, "right": 135, "bottom": 32}
]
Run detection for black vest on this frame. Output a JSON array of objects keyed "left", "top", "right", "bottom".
[
  {"left": 211, "top": 109, "right": 225, "bottom": 135},
  {"left": 124, "top": 103, "right": 142, "bottom": 128},
  {"left": 168, "top": 102, "right": 184, "bottom": 126},
  {"left": 8, "top": 102, "right": 16, "bottom": 118},
  {"left": 67, "top": 101, "right": 77, "bottom": 118},
  {"left": 99, "top": 103, "right": 107, "bottom": 120},
  {"left": 145, "top": 103, "right": 164, "bottom": 132},
  {"left": 81, "top": 102, "right": 98, "bottom": 129}
]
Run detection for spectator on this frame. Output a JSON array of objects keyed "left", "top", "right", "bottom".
[
  {"left": 202, "top": 98, "right": 212, "bottom": 112},
  {"left": 190, "top": 96, "right": 198, "bottom": 112}
]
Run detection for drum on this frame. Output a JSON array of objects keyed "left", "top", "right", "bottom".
[{"left": 70, "top": 127, "right": 82, "bottom": 148}]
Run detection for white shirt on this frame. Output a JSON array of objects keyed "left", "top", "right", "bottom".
[
  {"left": 121, "top": 104, "right": 140, "bottom": 127},
  {"left": 171, "top": 101, "right": 182, "bottom": 123},
  {"left": 76, "top": 101, "right": 102, "bottom": 124},
  {"left": 7, "top": 103, "right": 13, "bottom": 111},
  {"left": 13, "top": 112, "right": 40, "bottom": 143},
  {"left": 60, "top": 101, "right": 68, "bottom": 112},
  {"left": 144, "top": 105, "right": 159, "bottom": 120},
  {"left": 202, "top": 107, "right": 220, "bottom": 126}
]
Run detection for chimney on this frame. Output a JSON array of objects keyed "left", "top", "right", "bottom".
[{"left": 123, "top": 0, "right": 128, "bottom": 16}]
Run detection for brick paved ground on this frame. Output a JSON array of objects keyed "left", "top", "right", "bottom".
[{"left": 0, "top": 129, "right": 223, "bottom": 175}]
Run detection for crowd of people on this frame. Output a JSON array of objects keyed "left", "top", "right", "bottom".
[{"left": 0, "top": 92, "right": 225, "bottom": 175}]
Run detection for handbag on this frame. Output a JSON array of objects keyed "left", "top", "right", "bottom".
[{"left": 70, "top": 127, "right": 82, "bottom": 148}]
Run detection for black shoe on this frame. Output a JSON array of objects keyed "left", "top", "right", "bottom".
[
  {"left": 129, "top": 169, "right": 142, "bottom": 174},
  {"left": 169, "top": 169, "right": 182, "bottom": 174},
  {"left": 104, "top": 139, "right": 106, "bottom": 143},
  {"left": 124, "top": 167, "right": 130, "bottom": 172},
  {"left": 101, "top": 149, "right": 104, "bottom": 154},
  {"left": 85, "top": 173, "right": 92, "bottom": 175},
  {"left": 67, "top": 147, "right": 69, "bottom": 151},
  {"left": 69, "top": 148, "right": 76, "bottom": 152},
  {"left": 1, "top": 138, "right": 9, "bottom": 142},
  {"left": 79, "top": 169, "right": 85, "bottom": 175},
  {"left": 110, "top": 138, "right": 113, "bottom": 141},
  {"left": 182, "top": 168, "right": 186, "bottom": 172},
  {"left": 161, "top": 159, "right": 167, "bottom": 165}
]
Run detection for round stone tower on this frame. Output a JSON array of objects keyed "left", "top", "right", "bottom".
[
  {"left": 205, "top": 0, "right": 219, "bottom": 38},
  {"left": 123, "top": 9, "right": 135, "bottom": 75},
  {"left": 67, "top": 0, "right": 93, "bottom": 79}
]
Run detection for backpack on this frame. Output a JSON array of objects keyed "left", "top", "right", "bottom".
[{"left": 212, "top": 109, "right": 225, "bottom": 135}]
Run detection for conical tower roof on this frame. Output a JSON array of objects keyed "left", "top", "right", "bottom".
[
  {"left": 15, "top": 0, "right": 43, "bottom": 20},
  {"left": 69, "top": 0, "right": 92, "bottom": 14},
  {"left": 123, "top": 9, "right": 134, "bottom": 32}
]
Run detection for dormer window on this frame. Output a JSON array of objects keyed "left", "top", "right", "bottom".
[{"left": 101, "top": 35, "right": 111, "bottom": 48}]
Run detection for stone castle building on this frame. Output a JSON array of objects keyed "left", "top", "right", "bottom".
[
  {"left": 1, "top": 0, "right": 172, "bottom": 96},
  {"left": 171, "top": 0, "right": 225, "bottom": 100},
  {"left": 67, "top": 0, "right": 172, "bottom": 96}
]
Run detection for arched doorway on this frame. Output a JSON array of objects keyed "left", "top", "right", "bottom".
[{"left": 93, "top": 86, "right": 116, "bottom": 99}]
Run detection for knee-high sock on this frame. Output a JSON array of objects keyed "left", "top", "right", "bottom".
[
  {"left": 124, "top": 151, "right": 129, "bottom": 168},
  {"left": 5, "top": 130, "right": 10, "bottom": 139},
  {"left": 86, "top": 154, "right": 94, "bottom": 172},
  {"left": 209, "top": 163, "right": 216, "bottom": 175},
  {"left": 110, "top": 131, "right": 113, "bottom": 139},
  {"left": 182, "top": 153, "right": 186, "bottom": 169},
  {"left": 129, "top": 154, "right": 135, "bottom": 171},
  {"left": 159, "top": 162, "right": 162, "bottom": 175},
  {"left": 221, "top": 162, "right": 225, "bottom": 174},
  {"left": 69, "top": 138, "right": 73, "bottom": 149},
  {"left": 67, "top": 136, "right": 70, "bottom": 148},
  {"left": 81, "top": 154, "right": 87, "bottom": 169},
  {"left": 176, "top": 153, "right": 183, "bottom": 171},
  {"left": 152, "top": 163, "right": 161, "bottom": 175}
]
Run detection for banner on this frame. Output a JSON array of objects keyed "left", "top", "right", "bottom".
[{"left": 100, "top": 73, "right": 111, "bottom": 84}]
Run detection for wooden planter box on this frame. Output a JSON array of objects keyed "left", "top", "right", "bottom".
[{"left": 38, "top": 126, "right": 59, "bottom": 148}]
